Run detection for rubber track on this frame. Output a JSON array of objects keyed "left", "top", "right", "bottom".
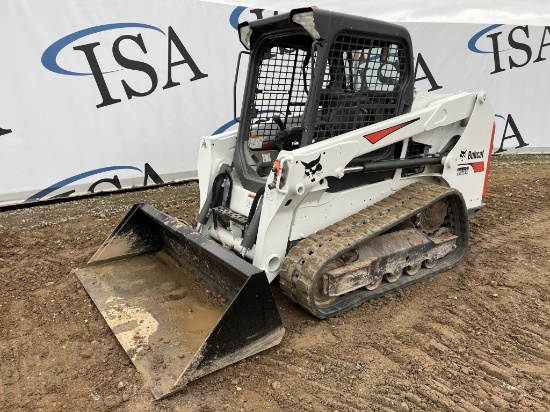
[{"left": 279, "top": 182, "right": 469, "bottom": 319}]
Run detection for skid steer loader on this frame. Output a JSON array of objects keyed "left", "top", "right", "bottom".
[{"left": 76, "top": 8, "right": 495, "bottom": 399}]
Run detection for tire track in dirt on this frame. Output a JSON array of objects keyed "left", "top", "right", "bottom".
[
  {"left": 431, "top": 300, "right": 550, "bottom": 410},
  {"left": 386, "top": 307, "right": 549, "bottom": 411},
  {"left": 262, "top": 352, "right": 379, "bottom": 411}
]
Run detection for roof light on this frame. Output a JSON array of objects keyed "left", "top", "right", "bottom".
[
  {"left": 238, "top": 24, "right": 252, "bottom": 50},
  {"left": 292, "top": 11, "right": 320, "bottom": 40}
]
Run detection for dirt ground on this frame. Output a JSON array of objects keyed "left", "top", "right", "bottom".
[{"left": 1, "top": 155, "right": 549, "bottom": 412}]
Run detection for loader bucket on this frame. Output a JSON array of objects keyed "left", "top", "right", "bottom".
[{"left": 75, "top": 203, "right": 285, "bottom": 400}]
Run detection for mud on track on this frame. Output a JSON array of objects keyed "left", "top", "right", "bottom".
[{"left": 1, "top": 155, "right": 549, "bottom": 411}]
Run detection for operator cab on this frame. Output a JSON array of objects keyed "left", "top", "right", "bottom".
[{"left": 234, "top": 8, "right": 415, "bottom": 192}]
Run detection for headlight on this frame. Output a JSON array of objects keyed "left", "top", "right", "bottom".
[
  {"left": 291, "top": 11, "right": 320, "bottom": 40},
  {"left": 238, "top": 23, "right": 253, "bottom": 50}
]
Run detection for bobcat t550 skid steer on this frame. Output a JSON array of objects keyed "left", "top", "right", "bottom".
[{"left": 76, "top": 8, "right": 495, "bottom": 399}]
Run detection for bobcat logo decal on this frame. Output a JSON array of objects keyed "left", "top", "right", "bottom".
[
  {"left": 302, "top": 154, "right": 323, "bottom": 182},
  {"left": 460, "top": 150, "right": 467, "bottom": 160}
]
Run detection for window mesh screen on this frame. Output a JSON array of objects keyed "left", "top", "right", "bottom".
[
  {"left": 246, "top": 46, "right": 313, "bottom": 149},
  {"left": 244, "top": 34, "right": 408, "bottom": 150},
  {"left": 313, "top": 34, "right": 407, "bottom": 141}
]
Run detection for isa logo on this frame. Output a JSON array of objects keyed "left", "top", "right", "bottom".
[
  {"left": 42, "top": 23, "right": 208, "bottom": 108},
  {"left": 229, "top": 6, "right": 279, "bottom": 29},
  {"left": 468, "top": 24, "right": 550, "bottom": 74},
  {"left": 26, "top": 163, "right": 164, "bottom": 203},
  {"left": 494, "top": 114, "right": 529, "bottom": 153}
]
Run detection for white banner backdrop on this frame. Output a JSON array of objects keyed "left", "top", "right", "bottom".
[
  {"left": 0, "top": 2, "right": 548, "bottom": 206},
  {"left": 405, "top": 22, "right": 550, "bottom": 155},
  {"left": 0, "top": 0, "right": 244, "bottom": 206}
]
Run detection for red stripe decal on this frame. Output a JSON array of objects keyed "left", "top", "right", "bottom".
[
  {"left": 483, "top": 122, "right": 496, "bottom": 199},
  {"left": 364, "top": 118, "right": 419, "bottom": 144},
  {"left": 471, "top": 161, "right": 485, "bottom": 173},
  {"left": 459, "top": 161, "right": 486, "bottom": 173}
]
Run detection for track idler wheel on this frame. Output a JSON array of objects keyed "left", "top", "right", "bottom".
[
  {"left": 365, "top": 275, "right": 383, "bottom": 290},
  {"left": 405, "top": 263, "right": 421, "bottom": 276},
  {"left": 385, "top": 270, "right": 402, "bottom": 283}
]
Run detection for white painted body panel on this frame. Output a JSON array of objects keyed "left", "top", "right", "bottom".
[{"left": 197, "top": 90, "right": 494, "bottom": 282}]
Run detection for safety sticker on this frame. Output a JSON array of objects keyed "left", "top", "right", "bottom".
[
  {"left": 265, "top": 188, "right": 274, "bottom": 201},
  {"left": 262, "top": 152, "right": 271, "bottom": 163},
  {"left": 248, "top": 135, "right": 264, "bottom": 149},
  {"left": 245, "top": 193, "right": 255, "bottom": 208}
]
